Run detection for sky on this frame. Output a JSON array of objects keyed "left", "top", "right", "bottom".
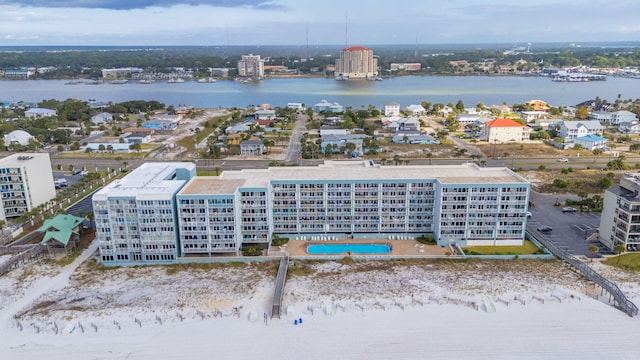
[{"left": 0, "top": 0, "right": 639, "bottom": 46}]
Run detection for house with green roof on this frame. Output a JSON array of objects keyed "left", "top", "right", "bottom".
[{"left": 37, "top": 214, "right": 86, "bottom": 255}]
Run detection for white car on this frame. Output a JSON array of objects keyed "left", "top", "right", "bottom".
[
  {"left": 557, "top": 158, "right": 569, "bottom": 162},
  {"left": 526, "top": 211, "right": 532, "bottom": 218}
]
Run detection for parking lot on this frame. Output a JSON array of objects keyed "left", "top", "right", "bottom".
[{"left": 527, "top": 191, "right": 610, "bottom": 257}]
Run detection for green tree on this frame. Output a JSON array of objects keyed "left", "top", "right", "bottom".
[
  {"left": 592, "top": 148, "right": 603, "bottom": 163},
  {"left": 614, "top": 244, "right": 625, "bottom": 264},
  {"left": 575, "top": 106, "right": 589, "bottom": 120}
]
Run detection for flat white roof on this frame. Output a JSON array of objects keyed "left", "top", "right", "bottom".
[
  {"left": 181, "top": 161, "right": 528, "bottom": 195},
  {"left": 0, "top": 152, "right": 50, "bottom": 167},
  {"left": 93, "top": 162, "right": 195, "bottom": 200}
]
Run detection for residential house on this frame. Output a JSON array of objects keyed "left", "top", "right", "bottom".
[
  {"left": 619, "top": 121, "right": 640, "bottom": 135},
  {"left": 142, "top": 119, "right": 179, "bottom": 131},
  {"left": 611, "top": 110, "right": 638, "bottom": 125},
  {"left": 320, "top": 134, "right": 367, "bottom": 156},
  {"left": 86, "top": 143, "right": 132, "bottom": 153},
  {"left": 519, "top": 111, "right": 548, "bottom": 123},
  {"left": 24, "top": 108, "right": 57, "bottom": 118},
  {"left": 387, "top": 117, "right": 420, "bottom": 132},
  {"left": 574, "top": 134, "right": 608, "bottom": 150},
  {"left": 315, "top": 100, "right": 343, "bottom": 113},
  {"left": 405, "top": 104, "right": 426, "bottom": 115},
  {"left": 121, "top": 128, "right": 154, "bottom": 144},
  {"left": 240, "top": 139, "right": 265, "bottom": 155},
  {"left": 392, "top": 132, "right": 436, "bottom": 144},
  {"left": 38, "top": 214, "right": 86, "bottom": 255},
  {"left": 384, "top": 102, "right": 400, "bottom": 117},
  {"left": 525, "top": 99, "right": 549, "bottom": 112},
  {"left": 482, "top": 118, "right": 531, "bottom": 143},
  {"left": 287, "top": 103, "right": 304, "bottom": 111},
  {"left": 255, "top": 109, "right": 277, "bottom": 125},
  {"left": 440, "top": 106, "right": 454, "bottom": 117},
  {"left": 456, "top": 114, "right": 486, "bottom": 126},
  {"left": 90, "top": 112, "right": 114, "bottom": 125},
  {"left": 558, "top": 120, "right": 604, "bottom": 141},
  {"left": 589, "top": 111, "right": 612, "bottom": 122},
  {"left": 320, "top": 129, "right": 350, "bottom": 136},
  {"left": 225, "top": 124, "right": 251, "bottom": 134}
]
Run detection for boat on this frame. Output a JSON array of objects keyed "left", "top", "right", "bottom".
[
  {"left": 138, "top": 79, "right": 155, "bottom": 84},
  {"left": 85, "top": 80, "right": 102, "bottom": 85},
  {"left": 110, "top": 79, "right": 128, "bottom": 84},
  {"left": 167, "top": 77, "right": 185, "bottom": 83},
  {"left": 198, "top": 77, "right": 216, "bottom": 83}
]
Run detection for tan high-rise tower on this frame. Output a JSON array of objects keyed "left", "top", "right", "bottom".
[{"left": 334, "top": 46, "right": 378, "bottom": 80}]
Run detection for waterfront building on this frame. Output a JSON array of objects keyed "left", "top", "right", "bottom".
[
  {"left": 390, "top": 63, "right": 421, "bottom": 71},
  {"left": 101, "top": 67, "right": 143, "bottom": 79},
  {"left": 574, "top": 134, "right": 608, "bottom": 150},
  {"left": 384, "top": 102, "right": 400, "bottom": 117},
  {"left": 0, "top": 153, "right": 56, "bottom": 221},
  {"left": 405, "top": 104, "right": 426, "bottom": 116},
  {"left": 525, "top": 100, "right": 549, "bottom": 112},
  {"left": 94, "top": 161, "right": 529, "bottom": 265},
  {"left": 600, "top": 173, "right": 640, "bottom": 252},
  {"left": 335, "top": 46, "right": 378, "bottom": 80},
  {"left": 237, "top": 54, "right": 265, "bottom": 79},
  {"left": 90, "top": 112, "right": 114, "bottom": 125},
  {"left": 92, "top": 162, "right": 196, "bottom": 264}
]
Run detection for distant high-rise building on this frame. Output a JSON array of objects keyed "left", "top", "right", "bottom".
[
  {"left": 0, "top": 153, "right": 56, "bottom": 221},
  {"left": 335, "top": 46, "right": 378, "bottom": 80},
  {"left": 237, "top": 54, "right": 264, "bottom": 79}
]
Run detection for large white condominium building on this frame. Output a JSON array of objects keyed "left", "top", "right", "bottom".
[
  {"left": 0, "top": 153, "right": 56, "bottom": 221},
  {"left": 237, "top": 54, "right": 265, "bottom": 79},
  {"left": 600, "top": 173, "right": 640, "bottom": 252},
  {"left": 92, "top": 162, "right": 196, "bottom": 264},
  {"left": 335, "top": 46, "right": 378, "bottom": 79},
  {"left": 93, "top": 160, "right": 530, "bottom": 265}
]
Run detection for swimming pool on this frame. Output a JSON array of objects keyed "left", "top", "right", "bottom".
[{"left": 306, "top": 243, "right": 391, "bottom": 255}]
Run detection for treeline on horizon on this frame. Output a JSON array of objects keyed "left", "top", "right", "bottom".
[{"left": 2, "top": 44, "right": 640, "bottom": 79}]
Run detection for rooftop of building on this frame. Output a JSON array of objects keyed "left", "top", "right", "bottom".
[
  {"left": 343, "top": 46, "right": 371, "bottom": 51},
  {"left": 0, "top": 152, "right": 49, "bottom": 167},
  {"left": 93, "top": 162, "right": 195, "bottom": 200},
  {"left": 486, "top": 118, "right": 526, "bottom": 128},
  {"left": 179, "top": 177, "right": 245, "bottom": 195},
  {"left": 179, "top": 161, "right": 528, "bottom": 195}
]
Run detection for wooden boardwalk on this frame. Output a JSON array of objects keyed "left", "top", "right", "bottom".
[{"left": 271, "top": 256, "right": 289, "bottom": 319}]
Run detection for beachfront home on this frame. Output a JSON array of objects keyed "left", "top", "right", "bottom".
[
  {"left": 525, "top": 99, "right": 550, "bottom": 112},
  {"left": 618, "top": 121, "right": 640, "bottom": 135},
  {"left": 519, "top": 111, "right": 548, "bottom": 123},
  {"left": 386, "top": 117, "right": 420, "bottom": 132},
  {"left": 315, "top": 100, "right": 344, "bottom": 113},
  {"left": 93, "top": 161, "right": 529, "bottom": 265}
]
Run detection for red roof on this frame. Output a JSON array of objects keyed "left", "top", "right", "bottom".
[
  {"left": 486, "top": 118, "right": 525, "bottom": 128},
  {"left": 343, "top": 46, "right": 371, "bottom": 51}
]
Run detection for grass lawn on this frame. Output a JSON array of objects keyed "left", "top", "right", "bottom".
[
  {"left": 463, "top": 240, "right": 544, "bottom": 255},
  {"left": 604, "top": 253, "right": 640, "bottom": 272}
]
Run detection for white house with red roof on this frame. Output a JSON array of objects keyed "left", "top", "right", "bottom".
[{"left": 481, "top": 118, "right": 531, "bottom": 143}]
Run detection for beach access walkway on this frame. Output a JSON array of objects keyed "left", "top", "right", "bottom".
[{"left": 271, "top": 255, "right": 289, "bottom": 319}]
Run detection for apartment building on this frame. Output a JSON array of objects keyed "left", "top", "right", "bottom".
[
  {"left": 0, "top": 153, "right": 56, "bottom": 221},
  {"left": 600, "top": 173, "right": 640, "bottom": 252},
  {"left": 92, "top": 162, "right": 196, "bottom": 264},
  {"left": 95, "top": 161, "right": 529, "bottom": 265},
  {"left": 237, "top": 54, "right": 265, "bottom": 79},
  {"left": 335, "top": 46, "right": 378, "bottom": 79}
]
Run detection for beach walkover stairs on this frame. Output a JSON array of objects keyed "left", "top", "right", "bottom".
[
  {"left": 528, "top": 228, "right": 638, "bottom": 317},
  {"left": 271, "top": 256, "right": 289, "bottom": 319}
]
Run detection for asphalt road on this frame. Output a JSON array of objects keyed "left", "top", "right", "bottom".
[
  {"left": 527, "top": 191, "right": 609, "bottom": 257},
  {"left": 285, "top": 112, "right": 307, "bottom": 163}
]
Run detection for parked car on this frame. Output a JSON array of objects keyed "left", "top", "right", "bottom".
[
  {"left": 526, "top": 211, "right": 532, "bottom": 218},
  {"left": 79, "top": 170, "right": 89, "bottom": 176},
  {"left": 557, "top": 158, "right": 569, "bottom": 162},
  {"left": 562, "top": 207, "right": 577, "bottom": 213},
  {"left": 537, "top": 225, "right": 553, "bottom": 232},
  {"left": 55, "top": 182, "right": 67, "bottom": 189},
  {"left": 72, "top": 169, "right": 82, "bottom": 175}
]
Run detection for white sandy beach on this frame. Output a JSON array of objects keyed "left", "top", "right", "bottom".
[{"left": 1, "top": 243, "right": 639, "bottom": 360}]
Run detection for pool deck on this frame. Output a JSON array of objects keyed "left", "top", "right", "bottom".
[{"left": 279, "top": 238, "right": 451, "bottom": 257}]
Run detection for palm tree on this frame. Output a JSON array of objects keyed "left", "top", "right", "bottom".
[
  {"left": 614, "top": 244, "right": 625, "bottom": 264},
  {"left": 424, "top": 151, "right": 432, "bottom": 165},
  {"left": 592, "top": 148, "right": 603, "bottom": 163},
  {"left": 588, "top": 245, "right": 599, "bottom": 262}
]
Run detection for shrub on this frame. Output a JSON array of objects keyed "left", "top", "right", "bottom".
[
  {"left": 242, "top": 246, "right": 262, "bottom": 256},
  {"left": 553, "top": 179, "right": 568, "bottom": 188},
  {"left": 271, "top": 234, "right": 288, "bottom": 246},
  {"left": 417, "top": 234, "right": 436, "bottom": 245}
]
